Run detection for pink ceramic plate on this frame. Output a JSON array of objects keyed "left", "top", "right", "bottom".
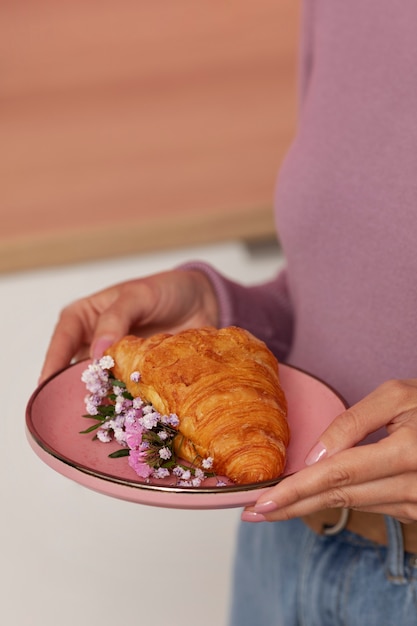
[{"left": 26, "top": 361, "right": 347, "bottom": 510}]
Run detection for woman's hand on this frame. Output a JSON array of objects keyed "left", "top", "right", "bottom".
[
  {"left": 39, "top": 269, "right": 219, "bottom": 383},
  {"left": 243, "top": 378, "right": 417, "bottom": 525}
]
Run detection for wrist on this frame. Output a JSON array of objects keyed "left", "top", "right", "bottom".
[{"left": 177, "top": 261, "right": 234, "bottom": 328}]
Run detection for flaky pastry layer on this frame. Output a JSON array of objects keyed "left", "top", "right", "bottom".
[{"left": 105, "top": 326, "right": 289, "bottom": 484}]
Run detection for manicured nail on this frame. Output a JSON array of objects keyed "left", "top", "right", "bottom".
[
  {"left": 92, "top": 337, "right": 114, "bottom": 360},
  {"left": 305, "top": 441, "right": 327, "bottom": 466},
  {"left": 254, "top": 500, "right": 278, "bottom": 514},
  {"left": 241, "top": 510, "right": 267, "bottom": 523}
]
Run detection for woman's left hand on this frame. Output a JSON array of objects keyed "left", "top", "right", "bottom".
[{"left": 243, "top": 378, "right": 417, "bottom": 525}]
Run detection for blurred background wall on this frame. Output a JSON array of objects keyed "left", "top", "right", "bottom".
[
  {"left": 0, "top": 0, "right": 299, "bottom": 273},
  {"left": 1, "top": 4, "right": 300, "bottom": 625}
]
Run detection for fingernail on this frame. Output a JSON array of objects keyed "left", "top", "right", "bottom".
[
  {"left": 254, "top": 500, "right": 278, "bottom": 514},
  {"left": 92, "top": 337, "right": 114, "bottom": 360},
  {"left": 241, "top": 511, "right": 267, "bottom": 523},
  {"left": 305, "top": 441, "right": 327, "bottom": 466}
]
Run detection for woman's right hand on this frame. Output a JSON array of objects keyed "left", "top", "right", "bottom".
[{"left": 39, "top": 268, "right": 219, "bottom": 383}]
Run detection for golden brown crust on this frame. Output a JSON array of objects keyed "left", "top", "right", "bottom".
[{"left": 105, "top": 326, "right": 289, "bottom": 483}]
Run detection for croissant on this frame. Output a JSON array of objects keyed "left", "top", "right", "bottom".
[{"left": 105, "top": 326, "right": 289, "bottom": 484}]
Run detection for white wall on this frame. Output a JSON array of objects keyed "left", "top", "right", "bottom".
[{"left": 0, "top": 240, "right": 283, "bottom": 626}]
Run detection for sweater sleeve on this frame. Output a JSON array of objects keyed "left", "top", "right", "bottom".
[{"left": 179, "top": 261, "right": 294, "bottom": 362}]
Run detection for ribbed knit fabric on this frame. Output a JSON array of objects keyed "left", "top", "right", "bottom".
[{"left": 182, "top": 0, "right": 417, "bottom": 415}]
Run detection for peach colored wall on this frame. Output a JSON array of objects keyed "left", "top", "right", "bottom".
[{"left": 0, "top": 0, "right": 299, "bottom": 272}]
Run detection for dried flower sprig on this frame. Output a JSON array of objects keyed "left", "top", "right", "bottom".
[{"left": 81, "top": 357, "right": 220, "bottom": 487}]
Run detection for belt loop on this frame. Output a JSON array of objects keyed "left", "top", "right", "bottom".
[
  {"left": 323, "top": 508, "right": 350, "bottom": 536},
  {"left": 384, "top": 516, "right": 406, "bottom": 583}
]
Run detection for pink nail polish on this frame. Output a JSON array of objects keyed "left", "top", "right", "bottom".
[
  {"left": 92, "top": 337, "right": 114, "bottom": 360},
  {"left": 254, "top": 500, "right": 278, "bottom": 514},
  {"left": 305, "top": 441, "right": 327, "bottom": 466},
  {"left": 241, "top": 510, "right": 267, "bottom": 523}
]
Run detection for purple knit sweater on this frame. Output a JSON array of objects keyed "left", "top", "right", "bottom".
[{"left": 185, "top": 0, "right": 417, "bottom": 412}]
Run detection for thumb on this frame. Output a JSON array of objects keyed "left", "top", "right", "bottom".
[
  {"left": 91, "top": 336, "right": 115, "bottom": 360},
  {"left": 304, "top": 404, "right": 369, "bottom": 465},
  {"left": 304, "top": 379, "right": 417, "bottom": 465}
]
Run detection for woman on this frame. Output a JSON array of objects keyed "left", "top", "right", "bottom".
[{"left": 40, "top": 1, "right": 417, "bottom": 623}]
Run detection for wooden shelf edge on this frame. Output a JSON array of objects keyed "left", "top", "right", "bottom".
[{"left": 0, "top": 205, "right": 276, "bottom": 274}]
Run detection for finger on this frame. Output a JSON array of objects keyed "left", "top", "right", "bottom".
[
  {"left": 88, "top": 279, "right": 172, "bottom": 360},
  {"left": 39, "top": 273, "right": 181, "bottom": 382},
  {"left": 39, "top": 309, "right": 91, "bottom": 382},
  {"left": 253, "top": 448, "right": 372, "bottom": 514},
  {"left": 89, "top": 270, "right": 214, "bottom": 352},
  {"left": 245, "top": 472, "right": 417, "bottom": 523},
  {"left": 39, "top": 285, "right": 120, "bottom": 382},
  {"left": 305, "top": 379, "right": 417, "bottom": 464},
  {"left": 255, "top": 429, "right": 417, "bottom": 512}
]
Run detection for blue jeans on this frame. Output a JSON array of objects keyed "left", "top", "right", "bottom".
[{"left": 229, "top": 516, "right": 417, "bottom": 626}]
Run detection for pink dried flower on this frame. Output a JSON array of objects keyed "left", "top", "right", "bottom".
[
  {"left": 140, "top": 411, "right": 159, "bottom": 430},
  {"left": 202, "top": 457, "right": 214, "bottom": 470},
  {"left": 96, "top": 429, "right": 112, "bottom": 443},
  {"left": 128, "top": 448, "right": 153, "bottom": 478},
  {"left": 99, "top": 356, "right": 115, "bottom": 369},
  {"left": 153, "top": 467, "right": 170, "bottom": 479},
  {"left": 84, "top": 394, "right": 101, "bottom": 416},
  {"left": 125, "top": 420, "right": 144, "bottom": 450},
  {"left": 133, "top": 397, "right": 143, "bottom": 410},
  {"left": 130, "top": 371, "right": 141, "bottom": 382},
  {"left": 159, "top": 447, "right": 172, "bottom": 461}
]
